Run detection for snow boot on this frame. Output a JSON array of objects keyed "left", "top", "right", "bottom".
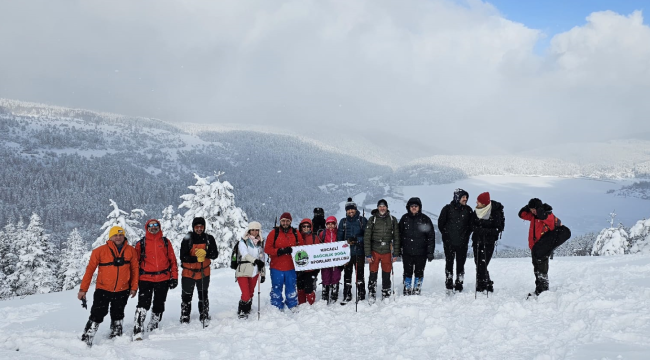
[
  {"left": 306, "top": 291, "right": 316, "bottom": 305},
  {"left": 475, "top": 279, "right": 486, "bottom": 293},
  {"left": 414, "top": 277, "right": 423, "bottom": 295},
  {"left": 237, "top": 300, "right": 246, "bottom": 319},
  {"left": 535, "top": 273, "right": 549, "bottom": 296},
  {"left": 322, "top": 285, "right": 331, "bottom": 304},
  {"left": 180, "top": 302, "right": 191, "bottom": 324},
  {"left": 381, "top": 288, "right": 391, "bottom": 301},
  {"left": 81, "top": 320, "right": 100, "bottom": 347},
  {"left": 297, "top": 289, "right": 307, "bottom": 305},
  {"left": 454, "top": 273, "right": 464, "bottom": 292},
  {"left": 340, "top": 284, "right": 352, "bottom": 305},
  {"left": 109, "top": 319, "right": 123, "bottom": 338},
  {"left": 132, "top": 307, "right": 147, "bottom": 340},
  {"left": 330, "top": 284, "right": 340, "bottom": 303},
  {"left": 147, "top": 312, "right": 162, "bottom": 332},
  {"left": 199, "top": 299, "right": 211, "bottom": 327},
  {"left": 357, "top": 280, "right": 366, "bottom": 301},
  {"left": 445, "top": 271, "right": 454, "bottom": 290},
  {"left": 368, "top": 275, "right": 378, "bottom": 304},
  {"left": 403, "top": 277, "right": 413, "bottom": 296}
]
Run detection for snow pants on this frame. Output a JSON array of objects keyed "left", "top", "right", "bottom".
[
  {"left": 296, "top": 270, "right": 319, "bottom": 294},
  {"left": 181, "top": 275, "right": 210, "bottom": 313},
  {"left": 402, "top": 254, "right": 427, "bottom": 279},
  {"left": 321, "top": 267, "right": 342, "bottom": 286},
  {"left": 531, "top": 252, "right": 549, "bottom": 275},
  {"left": 89, "top": 289, "right": 130, "bottom": 323},
  {"left": 472, "top": 241, "right": 495, "bottom": 283},
  {"left": 270, "top": 268, "right": 298, "bottom": 310},
  {"left": 137, "top": 280, "right": 169, "bottom": 314},
  {"left": 237, "top": 274, "right": 259, "bottom": 302},
  {"left": 443, "top": 243, "right": 468, "bottom": 277},
  {"left": 369, "top": 251, "right": 393, "bottom": 273},
  {"left": 343, "top": 255, "right": 366, "bottom": 288}
]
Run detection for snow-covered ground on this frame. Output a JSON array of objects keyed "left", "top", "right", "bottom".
[{"left": 1, "top": 255, "right": 649, "bottom": 359}]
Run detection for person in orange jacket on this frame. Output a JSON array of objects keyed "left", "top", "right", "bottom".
[
  {"left": 78, "top": 226, "right": 139, "bottom": 345},
  {"left": 132, "top": 219, "right": 179, "bottom": 340}
]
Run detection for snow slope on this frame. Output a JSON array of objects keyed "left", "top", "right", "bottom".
[{"left": 1, "top": 255, "right": 649, "bottom": 359}]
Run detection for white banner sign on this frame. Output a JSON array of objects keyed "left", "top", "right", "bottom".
[{"left": 292, "top": 242, "right": 351, "bottom": 271}]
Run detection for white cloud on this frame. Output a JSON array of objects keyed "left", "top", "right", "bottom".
[{"left": 0, "top": 0, "right": 648, "bottom": 155}]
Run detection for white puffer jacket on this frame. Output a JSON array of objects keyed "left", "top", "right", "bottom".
[{"left": 235, "top": 235, "right": 266, "bottom": 278}]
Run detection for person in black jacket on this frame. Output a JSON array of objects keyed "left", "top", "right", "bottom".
[
  {"left": 399, "top": 197, "right": 435, "bottom": 295},
  {"left": 179, "top": 217, "right": 219, "bottom": 325},
  {"left": 472, "top": 192, "right": 505, "bottom": 293},
  {"left": 438, "top": 189, "right": 473, "bottom": 292},
  {"left": 312, "top": 207, "right": 326, "bottom": 236}
]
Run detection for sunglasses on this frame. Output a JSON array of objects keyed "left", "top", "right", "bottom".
[
  {"left": 410, "top": 204, "right": 419, "bottom": 208},
  {"left": 301, "top": 225, "right": 311, "bottom": 228},
  {"left": 148, "top": 223, "right": 160, "bottom": 228}
]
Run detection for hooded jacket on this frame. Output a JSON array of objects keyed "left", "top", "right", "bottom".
[
  {"left": 471, "top": 200, "right": 505, "bottom": 245},
  {"left": 399, "top": 197, "right": 436, "bottom": 257},
  {"left": 135, "top": 219, "right": 179, "bottom": 282},
  {"left": 80, "top": 239, "right": 139, "bottom": 293},
  {"left": 364, "top": 209, "right": 400, "bottom": 257},
  {"left": 235, "top": 222, "right": 267, "bottom": 278},
  {"left": 518, "top": 203, "right": 556, "bottom": 249},
  {"left": 337, "top": 210, "right": 368, "bottom": 256},
  {"left": 438, "top": 199, "right": 474, "bottom": 247}
]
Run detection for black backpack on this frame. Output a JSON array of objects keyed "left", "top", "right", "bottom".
[
  {"left": 230, "top": 240, "right": 242, "bottom": 270},
  {"left": 272, "top": 227, "right": 300, "bottom": 247},
  {"left": 532, "top": 217, "right": 572, "bottom": 259}
]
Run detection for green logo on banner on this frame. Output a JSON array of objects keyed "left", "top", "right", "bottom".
[{"left": 295, "top": 250, "right": 309, "bottom": 266}]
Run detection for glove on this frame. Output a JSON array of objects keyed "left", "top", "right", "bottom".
[
  {"left": 277, "top": 247, "right": 292, "bottom": 256},
  {"left": 427, "top": 254, "right": 434, "bottom": 262},
  {"left": 347, "top": 236, "right": 357, "bottom": 245},
  {"left": 168, "top": 278, "right": 178, "bottom": 289},
  {"left": 195, "top": 248, "right": 206, "bottom": 262},
  {"left": 254, "top": 259, "right": 265, "bottom": 271},
  {"left": 261, "top": 276, "right": 266, "bottom": 284}
]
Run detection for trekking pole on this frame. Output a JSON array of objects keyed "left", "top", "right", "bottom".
[
  {"left": 200, "top": 260, "right": 206, "bottom": 329},
  {"left": 257, "top": 271, "right": 261, "bottom": 320},
  {"left": 484, "top": 242, "right": 489, "bottom": 299},
  {"left": 355, "top": 260, "right": 359, "bottom": 313}
]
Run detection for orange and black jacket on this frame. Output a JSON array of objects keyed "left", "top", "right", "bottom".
[
  {"left": 180, "top": 232, "right": 218, "bottom": 279},
  {"left": 80, "top": 240, "right": 139, "bottom": 293}
]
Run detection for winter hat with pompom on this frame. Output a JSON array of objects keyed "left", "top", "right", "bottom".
[{"left": 345, "top": 197, "right": 357, "bottom": 211}]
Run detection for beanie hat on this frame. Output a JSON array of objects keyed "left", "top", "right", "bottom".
[
  {"left": 453, "top": 188, "right": 469, "bottom": 203},
  {"left": 313, "top": 207, "right": 324, "bottom": 217},
  {"left": 192, "top": 217, "right": 206, "bottom": 228},
  {"left": 326, "top": 216, "right": 337, "bottom": 224},
  {"left": 477, "top": 192, "right": 491, "bottom": 206},
  {"left": 108, "top": 226, "right": 125, "bottom": 239},
  {"left": 345, "top": 197, "right": 357, "bottom": 211},
  {"left": 528, "top": 198, "right": 543, "bottom": 209},
  {"left": 280, "top": 212, "right": 293, "bottom": 222},
  {"left": 377, "top": 199, "right": 388, "bottom": 208}
]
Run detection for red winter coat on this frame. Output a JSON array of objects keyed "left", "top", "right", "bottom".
[
  {"left": 265, "top": 227, "right": 304, "bottom": 271},
  {"left": 519, "top": 209, "right": 557, "bottom": 249},
  {"left": 299, "top": 219, "right": 322, "bottom": 245},
  {"left": 135, "top": 219, "right": 179, "bottom": 282}
]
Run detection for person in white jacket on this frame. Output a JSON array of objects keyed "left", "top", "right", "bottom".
[{"left": 235, "top": 221, "right": 266, "bottom": 319}]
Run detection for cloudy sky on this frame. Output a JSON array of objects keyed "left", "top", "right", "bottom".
[{"left": 1, "top": 0, "right": 649, "bottom": 155}]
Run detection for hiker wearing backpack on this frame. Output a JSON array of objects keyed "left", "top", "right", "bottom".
[
  {"left": 471, "top": 193, "right": 504, "bottom": 293},
  {"left": 364, "top": 199, "right": 400, "bottom": 302},
  {"left": 132, "top": 219, "right": 179, "bottom": 340},
  {"left": 438, "top": 188, "right": 473, "bottom": 292},
  {"left": 235, "top": 221, "right": 266, "bottom": 319},
  {"left": 179, "top": 217, "right": 218, "bottom": 325},
  {"left": 264, "top": 212, "right": 304, "bottom": 312},
  {"left": 398, "top": 197, "right": 435, "bottom": 296},
  {"left": 312, "top": 207, "right": 326, "bottom": 235},
  {"left": 319, "top": 216, "right": 342, "bottom": 303},
  {"left": 78, "top": 226, "right": 138, "bottom": 345},
  {"left": 519, "top": 198, "right": 570, "bottom": 296},
  {"left": 338, "top": 198, "right": 368, "bottom": 304},
  {"left": 297, "top": 218, "right": 321, "bottom": 305}
]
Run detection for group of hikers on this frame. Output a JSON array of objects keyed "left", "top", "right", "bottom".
[{"left": 77, "top": 189, "right": 568, "bottom": 345}]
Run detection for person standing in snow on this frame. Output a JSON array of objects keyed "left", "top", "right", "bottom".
[
  {"left": 312, "top": 207, "right": 326, "bottom": 235},
  {"left": 338, "top": 198, "right": 368, "bottom": 304},
  {"left": 78, "top": 226, "right": 139, "bottom": 344},
  {"left": 398, "top": 197, "right": 435, "bottom": 295},
  {"left": 320, "top": 216, "right": 343, "bottom": 303},
  {"left": 297, "top": 218, "right": 321, "bottom": 305},
  {"left": 518, "top": 198, "right": 557, "bottom": 296},
  {"left": 438, "top": 189, "right": 473, "bottom": 292},
  {"left": 364, "top": 199, "right": 400, "bottom": 302},
  {"left": 264, "top": 212, "right": 303, "bottom": 312},
  {"left": 132, "top": 219, "right": 179, "bottom": 339},
  {"left": 471, "top": 192, "right": 505, "bottom": 293},
  {"left": 179, "top": 217, "right": 218, "bottom": 325},
  {"left": 235, "top": 221, "right": 266, "bottom": 319}
]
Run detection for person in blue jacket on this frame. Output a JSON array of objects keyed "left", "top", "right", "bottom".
[{"left": 338, "top": 198, "right": 368, "bottom": 304}]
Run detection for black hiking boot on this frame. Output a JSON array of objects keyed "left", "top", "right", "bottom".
[
  {"left": 147, "top": 312, "right": 162, "bottom": 332},
  {"left": 357, "top": 281, "right": 366, "bottom": 301},
  {"left": 381, "top": 288, "right": 391, "bottom": 301},
  {"left": 454, "top": 273, "right": 464, "bottom": 292},
  {"left": 331, "top": 284, "right": 340, "bottom": 303},
  {"left": 81, "top": 320, "right": 100, "bottom": 347},
  {"left": 322, "top": 285, "right": 331, "bottom": 303},
  {"left": 368, "top": 280, "right": 377, "bottom": 304},
  {"left": 341, "top": 284, "right": 352, "bottom": 305},
  {"left": 132, "top": 307, "right": 147, "bottom": 340},
  {"left": 180, "top": 302, "right": 191, "bottom": 324},
  {"left": 445, "top": 271, "right": 454, "bottom": 290},
  {"left": 109, "top": 319, "right": 123, "bottom": 338}
]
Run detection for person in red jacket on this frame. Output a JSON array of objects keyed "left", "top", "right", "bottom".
[
  {"left": 518, "top": 198, "right": 557, "bottom": 296},
  {"left": 264, "top": 212, "right": 303, "bottom": 312},
  {"left": 78, "top": 226, "right": 138, "bottom": 346},
  {"left": 132, "top": 219, "right": 179, "bottom": 340}
]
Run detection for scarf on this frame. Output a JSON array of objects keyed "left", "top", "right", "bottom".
[
  {"left": 249, "top": 235, "right": 261, "bottom": 246},
  {"left": 475, "top": 202, "right": 492, "bottom": 220}
]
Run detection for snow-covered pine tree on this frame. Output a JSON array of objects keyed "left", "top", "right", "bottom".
[
  {"left": 161, "top": 205, "right": 183, "bottom": 264},
  {"left": 629, "top": 217, "right": 650, "bottom": 255},
  {"left": 8, "top": 213, "right": 58, "bottom": 296},
  {"left": 591, "top": 224, "right": 630, "bottom": 256},
  {"left": 0, "top": 267, "right": 12, "bottom": 299},
  {"left": 91, "top": 199, "right": 146, "bottom": 249},
  {"left": 178, "top": 172, "right": 249, "bottom": 269},
  {"left": 0, "top": 221, "right": 19, "bottom": 277},
  {"left": 58, "top": 228, "right": 88, "bottom": 291}
]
